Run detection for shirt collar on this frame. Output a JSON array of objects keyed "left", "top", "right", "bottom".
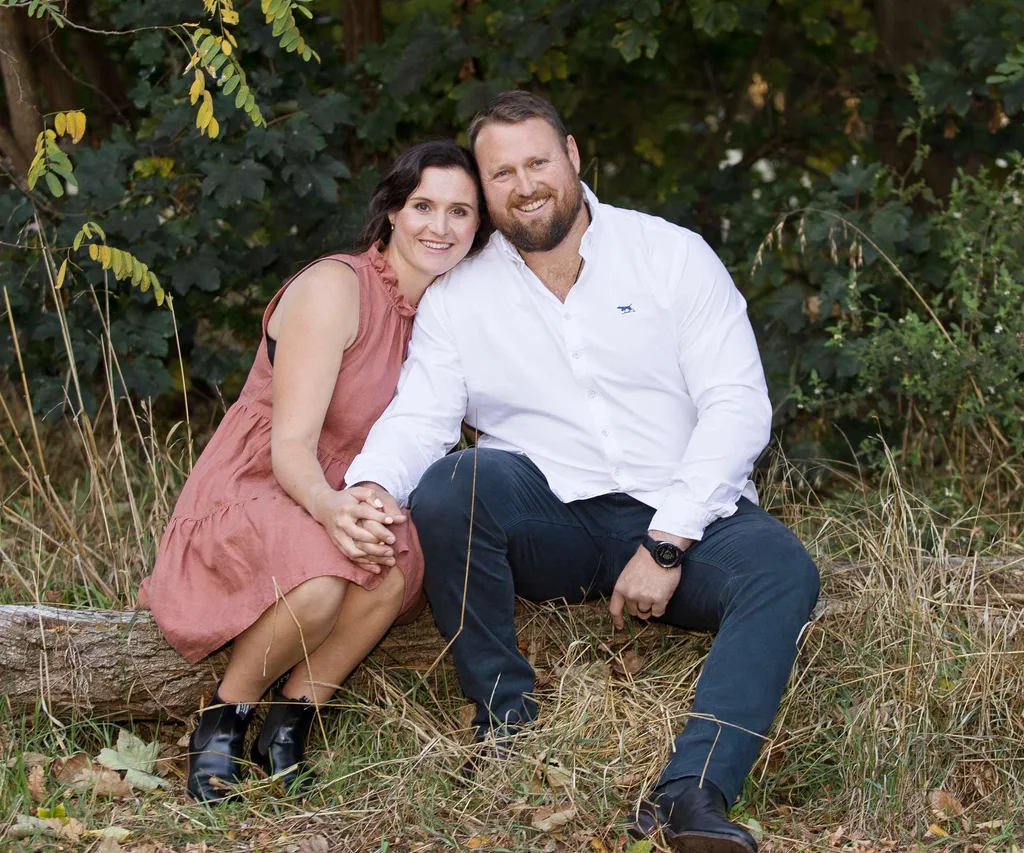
[{"left": 493, "top": 181, "right": 601, "bottom": 266}]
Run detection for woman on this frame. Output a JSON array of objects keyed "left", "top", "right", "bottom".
[{"left": 139, "top": 140, "right": 487, "bottom": 803}]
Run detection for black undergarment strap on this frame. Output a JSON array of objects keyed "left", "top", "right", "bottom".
[{"left": 266, "top": 335, "right": 277, "bottom": 366}]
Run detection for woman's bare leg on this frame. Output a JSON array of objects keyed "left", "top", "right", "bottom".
[
  {"left": 281, "top": 567, "right": 406, "bottom": 704},
  {"left": 217, "top": 575, "right": 348, "bottom": 704}
]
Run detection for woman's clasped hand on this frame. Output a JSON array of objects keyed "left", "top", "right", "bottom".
[{"left": 311, "top": 485, "right": 407, "bottom": 570}]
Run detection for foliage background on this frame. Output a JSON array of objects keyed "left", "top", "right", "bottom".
[{"left": 1, "top": 0, "right": 1023, "bottom": 501}]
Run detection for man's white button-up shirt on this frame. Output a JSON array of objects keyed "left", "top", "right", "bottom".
[{"left": 345, "top": 185, "right": 772, "bottom": 541}]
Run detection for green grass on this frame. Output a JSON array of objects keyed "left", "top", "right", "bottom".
[{"left": 2, "top": 380, "right": 1024, "bottom": 850}]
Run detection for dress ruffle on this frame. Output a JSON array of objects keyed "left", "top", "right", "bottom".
[{"left": 368, "top": 241, "right": 417, "bottom": 318}]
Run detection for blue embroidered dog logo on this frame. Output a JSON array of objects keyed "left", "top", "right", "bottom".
[{"left": 617, "top": 304, "right": 635, "bottom": 314}]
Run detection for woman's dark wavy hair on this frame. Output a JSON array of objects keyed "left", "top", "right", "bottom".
[{"left": 355, "top": 140, "right": 491, "bottom": 257}]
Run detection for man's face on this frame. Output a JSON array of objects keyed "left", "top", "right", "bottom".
[{"left": 474, "top": 117, "right": 584, "bottom": 253}]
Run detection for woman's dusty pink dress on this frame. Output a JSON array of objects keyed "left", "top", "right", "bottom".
[{"left": 138, "top": 246, "right": 424, "bottom": 663}]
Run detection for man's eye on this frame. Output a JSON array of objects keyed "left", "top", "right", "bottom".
[
  {"left": 532, "top": 160, "right": 547, "bottom": 168},
  {"left": 494, "top": 170, "right": 509, "bottom": 179}
]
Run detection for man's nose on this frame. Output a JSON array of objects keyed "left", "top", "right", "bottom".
[{"left": 513, "top": 170, "right": 537, "bottom": 199}]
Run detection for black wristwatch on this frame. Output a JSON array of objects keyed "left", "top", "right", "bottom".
[{"left": 643, "top": 534, "right": 685, "bottom": 569}]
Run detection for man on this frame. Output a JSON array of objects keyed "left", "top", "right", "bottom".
[{"left": 344, "top": 91, "right": 819, "bottom": 853}]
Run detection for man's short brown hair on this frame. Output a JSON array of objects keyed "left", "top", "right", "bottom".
[{"left": 468, "top": 90, "right": 570, "bottom": 152}]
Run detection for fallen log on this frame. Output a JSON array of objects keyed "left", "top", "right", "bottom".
[
  {"left": 0, "top": 604, "right": 455, "bottom": 721},
  {"left": 0, "top": 600, "right": 666, "bottom": 721},
  {"left": 1, "top": 556, "right": 1018, "bottom": 721}
]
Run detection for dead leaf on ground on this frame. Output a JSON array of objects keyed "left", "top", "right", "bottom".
[
  {"left": 27, "top": 763, "right": 47, "bottom": 802},
  {"left": 155, "top": 742, "right": 185, "bottom": 778},
  {"left": 96, "top": 838, "right": 125, "bottom": 853},
  {"left": 7, "top": 752, "right": 53, "bottom": 770},
  {"left": 54, "top": 753, "right": 92, "bottom": 781},
  {"left": 543, "top": 758, "right": 574, "bottom": 791},
  {"left": 49, "top": 816, "right": 88, "bottom": 842},
  {"left": 8, "top": 814, "right": 56, "bottom": 839},
  {"left": 928, "top": 788, "right": 964, "bottom": 818},
  {"left": 610, "top": 651, "right": 644, "bottom": 677},
  {"left": 96, "top": 729, "right": 171, "bottom": 792},
  {"left": 532, "top": 805, "right": 577, "bottom": 832},
  {"left": 295, "top": 837, "right": 329, "bottom": 853},
  {"left": 467, "top": 837, "right": 492, "bottom": 850},
  {"left": 56, "top": 753, "right": 132, "bottom": 798},
  {"left": 456, "top": 703, "right": 476, "bottom": 731}
]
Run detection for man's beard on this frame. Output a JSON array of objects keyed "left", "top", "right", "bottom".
[{"left": 494, "top": 179, "right": 584, "bottom": 253}]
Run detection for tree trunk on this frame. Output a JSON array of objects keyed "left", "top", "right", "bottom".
[
  {"left": 0, "top": 601, "right": 635, "bottom": 721},
  {"left": 341, "top": 0, "right": 382, "bottom": 64},
  {"left": 25, "top": 14, "right": 77, "bottom": 116},
  {"left": 0, "top": 557, "right": 1015, "bottom": 722},
  {"left": 0, "top": 7, "right": 43, "bottom": 177},
  {"left": 67, "top": 0, "right": 132, "bottom": 126}
]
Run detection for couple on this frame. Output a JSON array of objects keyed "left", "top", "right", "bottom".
[{"left": 141, "top": 90, "right": 819, "bottom": 853}]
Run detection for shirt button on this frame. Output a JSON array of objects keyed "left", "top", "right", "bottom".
[
  {"left": 576, "top": 491, "right": 586, "bottom": 498},
  {"left": 601, "top": 429, "right": 610, "bottom": 436},
  {"left": 613, "top": 468, "right": 622, "bottom": 476},
  {"left": 564, "top": 312, "right": 572, "bottom": 320},
  {"left": 572, "top": 351, "right": 580, "bottom": 359},
  {"left": 587, "top": 390, "right": 596, "bottom": 399}
]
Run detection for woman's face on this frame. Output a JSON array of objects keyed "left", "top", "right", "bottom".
[{"left": 388, "top": 166, "right": 481, "bottom": 279}]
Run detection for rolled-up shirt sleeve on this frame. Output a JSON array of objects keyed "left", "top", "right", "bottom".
[
  {"left": 344, "top": 286, "right": 467, "bottom": 506},
  {"left": 648, "top": 237, "right": 772, "bottom": 540}
]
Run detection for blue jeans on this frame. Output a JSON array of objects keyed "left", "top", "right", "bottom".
[{"left": 410, "top": 449, "right": 819, "bottom": 804}]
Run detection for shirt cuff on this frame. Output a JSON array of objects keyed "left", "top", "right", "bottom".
[
  {"left": 649, "top": 493, "right": 737, "bottom": 542},
  {"left": 343, "top": 458, "right": 410, "bottom": 507}
]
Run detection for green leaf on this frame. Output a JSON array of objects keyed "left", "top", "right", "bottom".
[
  {"left": 44, "top": 171, "right": 64, "bottom": 197},
  {"left": 48, "top": 162, "right": 78, "bottom": 188}
]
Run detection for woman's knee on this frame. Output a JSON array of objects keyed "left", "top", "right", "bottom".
[{"left": 282, "top": 575, "right": 347, "bottom": 630}]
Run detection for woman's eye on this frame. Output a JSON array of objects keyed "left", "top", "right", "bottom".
[
  {"left": 415, "top": 202, "right": 429, "bottom": 211},
  {"left": 451, "top": 207, "right": 467, "bottom": 216}
]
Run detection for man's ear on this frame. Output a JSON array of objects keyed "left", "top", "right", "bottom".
[{"left": 566, "top": 134, "right": 581, "bottom": 174}]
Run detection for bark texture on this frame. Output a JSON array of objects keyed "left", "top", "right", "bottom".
[
  {"left": 341, "top": 0, "right": 383, "bottom": 64},
  {"left": 0, "top": 7, "right": 43, "bottom": 176},
  {"left": 1, "top": 557, "right": 1016, "bottom": 722},
  {"left": 0, "top": 604, "right": 455, "bottom": 721}
]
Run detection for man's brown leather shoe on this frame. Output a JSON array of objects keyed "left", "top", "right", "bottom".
[{"left": 629, "top": 784, "right": 757, "bottom": 853}]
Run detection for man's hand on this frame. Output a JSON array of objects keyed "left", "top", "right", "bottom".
[
  {"left": 609, "top": 530, "right": 693, "bottom": 628},
  {"left": 311, "top": 483, "right": 406, "bottom": 571}
]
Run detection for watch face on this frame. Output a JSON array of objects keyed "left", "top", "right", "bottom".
[{"left": 652, "top": 541, "right": 681, "bottom": 567}]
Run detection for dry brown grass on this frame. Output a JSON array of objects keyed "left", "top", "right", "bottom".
[{"left": 2, "top": 282, "right": 1023, "bottom": 851}]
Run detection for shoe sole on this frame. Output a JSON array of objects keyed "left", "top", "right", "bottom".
[{"left": 667, "top": 831, "right": 757, "bottom": 853}]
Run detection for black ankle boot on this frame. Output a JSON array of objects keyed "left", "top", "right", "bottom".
[
  {"left": 630, "top": 778, "right": 757, "bottom": 853},
  {"left": 250, "top": 691, "right": 318, "bottom": 792},
  {"left": 186, "top": 688, "right": 256, "bottom": 803}
]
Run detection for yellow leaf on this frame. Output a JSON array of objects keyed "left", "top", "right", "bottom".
[
  {"left": 55, "top": 112, "right": 67, "bottom": 136},
  {"left": 70, "top": 112, "right": 86, "bottom": 144},
  {"left": 57, "top": 258, "right": 68, "bottom": 289},
  {"left": 590, "top": 838, "right": 609, "bottom": 852},
  {"left": 929, "top": 823, "right": 948, "bottom": 838},
  {"left": 207, "top": 116, "right": 220, "bottom": 139},
  {"left": 196, "top": 91, "right": 213, "bottom": 130},
  {"left": 99, "top": 245, "right": 112, "bottom": 268},
  {"left": 221, "top": 39, "right": 232, "bottom": 55},
  {"left": 466, "top": 838, "right": 490, "bottom": 850},
  {"left": 189, "top": 72, "right": 205, "bottom": 105},
  {"left": 88, "top": 243, "right": 99, "bottom": 261}
]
